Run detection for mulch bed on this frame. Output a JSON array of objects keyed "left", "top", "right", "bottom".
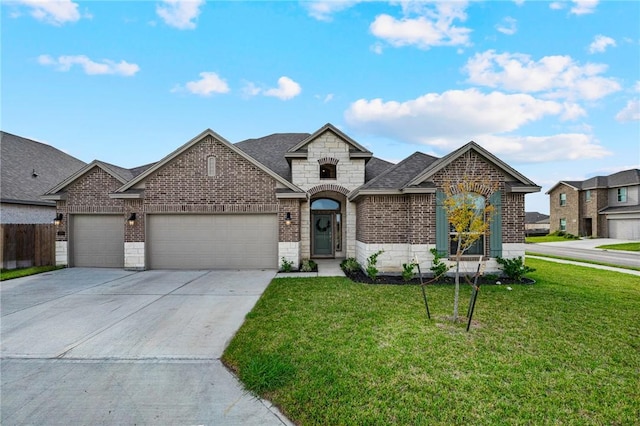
[{"left": 343, "top": 269, "right": 535, "bottom": 286}]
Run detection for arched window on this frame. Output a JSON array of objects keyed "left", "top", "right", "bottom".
[
  {"left": 449, "top": 193, "right": 485, "bottom": 256},
  {"left": 311, "top": 198, "right": 340, "bottom": 210}
]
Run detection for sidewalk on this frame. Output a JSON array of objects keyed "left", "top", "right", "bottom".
[{"left": 527, "top": 255, "right": 640, "bottom": 276}]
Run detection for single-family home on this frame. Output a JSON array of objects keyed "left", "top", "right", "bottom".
[
  {"left": 546, "top": 169, "right": 640, "bottom": 239},
  {"left": 43, "top": 124, "right": 540, "bottom": 272}
]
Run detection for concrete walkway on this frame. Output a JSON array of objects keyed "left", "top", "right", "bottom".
[
  {"left": 527, "top": 255, "right": 640, "bottom": 276},
  {"left": 1, "top": 268, "right": 294, "bottom": 426}
]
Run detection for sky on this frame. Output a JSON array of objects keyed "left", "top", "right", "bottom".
[{"left": 2, "top": 0, "right": 639, "bottom": 214}]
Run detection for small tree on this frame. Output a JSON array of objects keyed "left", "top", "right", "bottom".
[{"left": 443, "top": 178, "right": 497, "bottom": 322}]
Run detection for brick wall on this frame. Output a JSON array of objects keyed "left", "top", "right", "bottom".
[
  {"left": 356, "top": 150, "right": 528, "bottom": 250},
  {"left": 56, "top": 167, "right": 125, "bottom": 242},
  {"left": 279, "top": 199, "right": 300, "bottom": 242},
  {"left": 145, "top": 136, "right": 277, "bottom": 206},
  {"left": 356, "top": 195, "right": 409, "bottom": 243}
]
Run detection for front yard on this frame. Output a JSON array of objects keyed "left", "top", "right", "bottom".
[{"left": 223, "top": 258, "right": 640, "bottom": 425}]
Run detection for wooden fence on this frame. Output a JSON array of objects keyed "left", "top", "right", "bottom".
[{"left": 1, "top": 224, "right": 55, "bottom": 270}]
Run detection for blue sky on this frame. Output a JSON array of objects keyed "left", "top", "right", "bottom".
[{"left": 2, "top": 0, "right": 639, "bottom": 214}]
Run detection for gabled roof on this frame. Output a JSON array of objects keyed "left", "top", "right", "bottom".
[
  {"left": 236, "top": 133, "right": 310, "bottom": 181},
  {"left": 545, "top": 169, "right": 640, "bottom": 194},
  {"left": 349, "top": 152, "right": 439, "bottom": 198},
  {"left": 115, "top": 129, "right": 304, "bottom": 194},
  {"left": 349, "top": 141, "right": 540, "bottom": 200},
  {"left": 1, "top": 131, "right": 86, "bottom": 206},
  {"left": 42, "top": 160, "right": 134, "bottom": 199},
  {"left": 285, "top": 123, "right": 373, "bottom": 161},
  {"left": 406, "top": 142, "right": 540, "bottom": 192},
  {"left": 525, "top": 212, "right": 550, "bottom": 224}
]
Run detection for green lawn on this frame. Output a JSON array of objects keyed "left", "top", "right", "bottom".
[
  {"left": 223, "top": 258, "right": 640, "bottom": 425},
  {"left": 526, "top": 235, "right": 573, "bottom": 243},
  {"left": 596, "top": 242, "right": 640, "bottom": 252},
  {"left": 0, "top": 265, "right": 63, "bottom": 281}
]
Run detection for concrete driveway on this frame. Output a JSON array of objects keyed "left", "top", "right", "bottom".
[{"left": 1, "top": 268, "right": 292, "bottom": 425}]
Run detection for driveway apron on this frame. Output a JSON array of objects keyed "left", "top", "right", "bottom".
[{"left": 1, "top": 268, "right": 291, "bottom": 425}]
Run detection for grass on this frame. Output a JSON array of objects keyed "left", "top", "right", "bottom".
[
  {"left": 525, "top": 234, "right": 583, "bottom": 243},
  {"left": 526, "top": 251, "right": 640, "bottom": 272},
  {"left": 596, "top": 242, "right": 640, "bottom": 252},
  {"left": 0, "top": 265, "right": 64, "bottom": 281},
  {"left": 223, "top": 258, "right": 640, "bottom": 425}
]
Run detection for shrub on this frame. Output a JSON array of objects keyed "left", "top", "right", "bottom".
[
  {"left": 280, "top": 257, "right": 294, "bottom": 272},
  {"left": 402, "top": 261, "right": 417, "bottom": 282},
  {"left": 496, "top": 256, "right": 536, "bottom": 281},
  {"left": 366, "top": 250, "right": 384, "bottom": 281},
  {"left": 429, "top": 248, "right": 450, "bottom": 279},
  {"left": 300, "top": 259, "right": 316, "bottom": 272},
  {"left": 340, "top": 257, "right": 360, "bottom": 274}
]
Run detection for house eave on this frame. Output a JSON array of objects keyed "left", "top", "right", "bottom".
[
  {"left": 40, "top": 193, "right": 67, "bottom": 201},
  {"left": 2, "top": 198, "right": 57, "bottom": 206},
  {"left": 348, "top": 189, "right": 403, "bottom": 201},
  {"left": 507, "top": 185, "right": 542, "bottom": 194},
  {"left": 401, "top": 187, "right": 437, "bottom": 194},
  {"left": 275, "top": 192, "right": 308, "bottom": 199}
]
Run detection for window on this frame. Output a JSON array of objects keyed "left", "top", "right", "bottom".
[
  {"left": 207, "top": 156, "right": 216, "bottom": 177},
  {"left": 559, "top": 193, "right": 567, "bottom": 206},
  {"left": 449, "top": 193, "right": 485, "bottom": 256},
  {"left": 585, "top": 190, "right": 591, "bottom": 202},
  {"left": 617, "top": 187, "right": 627, "bottom": 202},
  {"left": 559, "top": 218, "right": 566, "bottom": 231},
  {"left": 320, "top": 164, "right": 336, "bottom": 180}
]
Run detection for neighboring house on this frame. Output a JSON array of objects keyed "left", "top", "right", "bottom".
[
  {"left": 525, "top": 212, "right": 550, "bottom": 236},
  {"left": 43, "top": 124, "right": 540, "bottom": 272},
  {"left": 546, "top": 169, "right": 640, "bottom": 239},
  {"left": 1, "top": 131, "right": 86, "bottom": 224}
]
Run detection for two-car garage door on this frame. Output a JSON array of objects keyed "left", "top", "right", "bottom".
[{"left": 147, "top": 214, "right": 278, "bottom": 269}]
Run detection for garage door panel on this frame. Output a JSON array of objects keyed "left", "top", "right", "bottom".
[
  {"left": 72, "top": 215, "right": 124, "bottom": 268},
  {"left": 609, "top": 219, "right": 640, "bottom": 240},
  {"left": 148, "top": 214, "right": 277, "bottom": 269}
]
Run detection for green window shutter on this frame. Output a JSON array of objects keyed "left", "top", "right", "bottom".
[
  {"left": 435, "top": 190, "right": 448, "bottom": 256},
  {"left": 489, "top": 191, "right": 502, "bottom": 258}
]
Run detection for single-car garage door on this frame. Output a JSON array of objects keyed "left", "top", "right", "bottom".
[
  {"left": 147, "top": 214, "right": 278, "bottom": 269},
  {"left": 72, "top": 215, "right": 124, "bottom": 267},
  {"left": 608, "top": 218, "right": 640, "bottom": 239}
]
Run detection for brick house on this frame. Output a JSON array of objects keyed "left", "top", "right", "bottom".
[
  {"left": 43, "top": 124, "right": 540, "bottom": 272},
  {"left": 547, "top": 169, "right": 640, "bottom": 239}
]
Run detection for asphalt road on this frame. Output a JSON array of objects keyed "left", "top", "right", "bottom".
[{"left": 527, "top": 243, "right": 640, "bottom": 269}]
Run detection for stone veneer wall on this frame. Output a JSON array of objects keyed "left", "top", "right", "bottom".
[{"left": 291, "top": 130, "right": 367, "bottom": 259}]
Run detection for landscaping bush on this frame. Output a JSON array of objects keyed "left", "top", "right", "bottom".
[
  {"left": 340, "top": 257, "right": 360, "bottom": 274},
  {"left": 496, "top": 256, "right": 536, "bottom": 281}
]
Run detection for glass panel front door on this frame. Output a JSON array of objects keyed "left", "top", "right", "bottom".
[{"left": 313, "top": 213, "right": 333, "bottom": 256}]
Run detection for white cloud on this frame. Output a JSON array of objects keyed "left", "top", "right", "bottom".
[
  {"left": 570, "top": 0, "right": 598, "bottom": 15},
  {"left": 315, "top": 93, "right": 334, "bottom": 103},
  {"left": 344, "top": 89, "right": 583, "bottom": 145},
  {"left": 370, "top": 2, "right": 471, "bottom": 50},
  {"left": 634, "top": 81, "right": 640, "bottom": 93},
  {"left": 464, "top": 50, "right": 621, "bottom": 100},
  {"left": 304, "top": 1, "right": 360, "bottom": 21},
  {"left": 550, "top": 0, "right": 599, "bottom": 14},
  {"left": 38, "top": 54, "right": 139, "bottom": 76},
  {"left": 264, "top": 76, "right": 302, "bottom": 100},
  {"left": 588, "top": 35, "right": 616, "bottom": 54},
  {"left": 156, "top": 0, "right": 204, "bottom": 30},
  {"left": 241, "top": 76, "right": 302, "bottom": 100},
  {"left": 496, "top": 17, "right": 517, "bottom": 35},
  {"left": 13, "top": 0, "right": 84, "bottom": 25},
  {"left": 615, "top": 100, "right": 640, "bottom": 122},
  {"left": 173, "top": 72, "right": 230, "bottom": 96},
  {"left": 478, "top": 134, "right": 610, "bottom": 162}
]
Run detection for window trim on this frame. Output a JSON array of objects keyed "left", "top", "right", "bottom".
[
  {"left": 559, "top": 193, "right": 567, "bottom": 206},
  {"left": 559, "top": 218, "right": 567, "bottom": 232},
  {"left": 617, "top": 187, "right": 627, "bottom": 203},
  {"left": 319, "top": 163, "right": 337, "bottom": 180},
  {"left": 207, "top": 156, "right": 216, "bottom": 177},
  {"left": 585, "top": 190, "right": 591, "bottom": 202},
  {"left": 448, "top": 193, "right": 486, "bottom": 257}
]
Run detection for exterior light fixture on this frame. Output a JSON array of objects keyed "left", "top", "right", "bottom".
[
  {"left": 284, "top": 212, "right": 292, "bottom": 226},
  {"left": 128, "top": 213, "right": 136, "bottom": 226},
  {"left": 53, "top": 213, "right": 63, "bottom": 226}
]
